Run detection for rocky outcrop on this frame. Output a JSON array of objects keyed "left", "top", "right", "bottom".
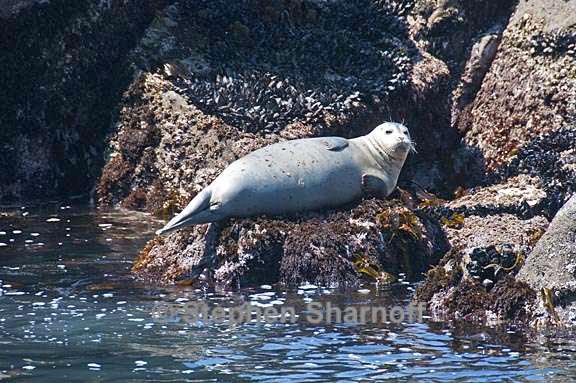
[
  {"left": 94, "top": 0, "right": 470, "bottom": 287},
  {"left": 102, "top": 0, "right": 576, "bottom": 294},
  {"left": 4, "top": 0, "right": 575, "bottom": 330},
  {"left": 517, "top": 195, "right": 576, "bottom": 327},
  {"left": 133, "top": 199, "right": 449, "bottom": 288},
  {"left": 0, "top": 0, "right": 167, "bottom": 203},
  {"left": 415, "top": 211, "right": 547, "bottom": 325},
  {"left": 414, "top": 173, "right": 553, "bottom": 325},
  {"left": 416, "top": 182, "right": 574, "bottom": 327},
  {"left": 453, "top": 0, "right": 576, "bottom": 180},
  {"left": 48, "top": 0, "right": 572, "bottom": 331},
  {"left": 97, "top": 0, "right": 463, "bottom": 210},
  {"left": 416, "top": 123, "right": 576, "bottom": 325},
  {"left": 415, "top": 0, "right": 576, "bottom": 328}
]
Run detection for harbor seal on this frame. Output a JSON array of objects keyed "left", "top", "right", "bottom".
[{"left": 156, "top": 122, "right": 413, "bottom": 235}]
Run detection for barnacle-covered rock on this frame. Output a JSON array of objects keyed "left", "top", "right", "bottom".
[
  {"left": 133, "top": 199, "right": 449, "bottom": 288},
  {"left": 415, "top": 140, "right": 565, "bottom": 327},
  {"left": 454, "top": 1, "right": 576, "bottom": 174},
  {"left": 449, "top": 127, "right": 576, "bottom": 220},
  {"left": 443, "top": 214, "right": 548, "bottom": 255},
  {"left": 414, "top": 0, "right": 576, "bottom": 327},
  {"left": 415, "top": 212, "right": 548, "bottom": 325},
  {"left": 97, "top": 73, "right": 278, "bottom": 210},
  {"left": 417, "top": 125, "right": 575, "bottom": 327},
  {"left": 448, "top": 175, "right": 547, "bottom": 214}
]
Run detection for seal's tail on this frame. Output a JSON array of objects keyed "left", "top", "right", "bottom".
[{"left": 155, "top": 188, "right": 212, "bottom": 235}]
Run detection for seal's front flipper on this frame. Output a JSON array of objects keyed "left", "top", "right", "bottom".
[
  {"left": 322, "top": 137, "right": 349, "bottom": 151},
  {"left": 156, "top": 188, "right": 213, "bottom": 235},
  {"left": 362, "top": 174, "right": 389, "bottom": 199}
]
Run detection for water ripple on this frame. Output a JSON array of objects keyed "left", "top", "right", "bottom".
[{"left": 0, "top": 204, "right": 572, "bottom": 381}]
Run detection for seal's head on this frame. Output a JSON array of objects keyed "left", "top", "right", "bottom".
[{"left": 369, "top": 122, "right": 414, "bottom": 162}]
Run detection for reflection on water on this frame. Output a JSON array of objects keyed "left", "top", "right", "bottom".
[{"left": 0, "top": 204, "right": 575, "bottom": 382}]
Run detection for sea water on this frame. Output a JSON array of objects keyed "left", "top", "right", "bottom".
[{"left": 0, "top": 204, "right": 574, "bottom": 382}]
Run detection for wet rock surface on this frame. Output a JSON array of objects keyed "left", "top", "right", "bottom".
[{"left": 133, "top": 198, "right": 449, "bottom": 289}]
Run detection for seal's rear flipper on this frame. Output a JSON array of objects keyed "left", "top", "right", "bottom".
[{"left": 155, "top": 189, "right": 213, "bottom": 235}]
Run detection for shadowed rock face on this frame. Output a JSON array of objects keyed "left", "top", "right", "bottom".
[
  {"left": 410, "top": 0, "right": 516, "bottom": 71},
  {"left": 0, "top": 0, "right": 167, "bottom": 203}
]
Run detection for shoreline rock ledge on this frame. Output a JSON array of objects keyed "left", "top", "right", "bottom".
[
  {"left": 96, "top": 0, "right": 468, "bottom": 288},
  {"left": 98, "top": 0, "right": 576, "bottom": 330},
  {"left": 5, "top": 0, "right": 576, "bottom": 331},
  {"left": 414, "top": 0, "right": 576, "bottom": 330}
]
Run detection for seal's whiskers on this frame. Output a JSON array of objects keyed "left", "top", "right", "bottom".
[{"left": 408, "top": 139, "right": 418, "bottom": 153}]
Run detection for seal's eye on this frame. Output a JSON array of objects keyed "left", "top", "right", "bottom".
[
  {"left": 403, "top": 130, "right": 408, "bottom": 134},
  {"left": 385, "top": 130, "right": 393, "bottom": 134}
]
